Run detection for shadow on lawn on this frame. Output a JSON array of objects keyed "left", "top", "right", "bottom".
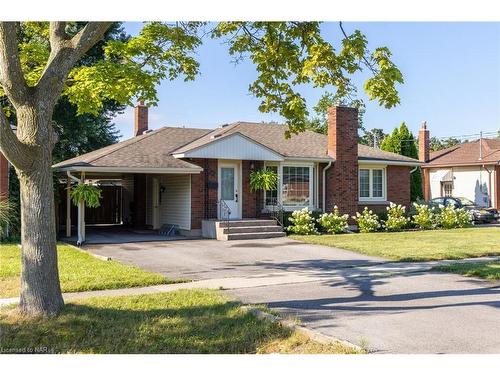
[{"left": 0, "top": 295, "right": 289, "bottom": 354}]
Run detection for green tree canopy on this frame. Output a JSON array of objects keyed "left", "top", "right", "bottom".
[{"left": 381, "top": 122, "right": 423, "bottom": 201}]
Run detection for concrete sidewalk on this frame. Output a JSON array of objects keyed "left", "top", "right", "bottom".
[{"left": 2, "top": 255, "right": 498, "bottom": 307}]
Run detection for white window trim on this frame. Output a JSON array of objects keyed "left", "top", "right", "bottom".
[
  {"left": 358, "top": 166, "right": 387, "bottom": 202},
  {"left": 263, "top": 161, "right": 316, "bottom": 211}
]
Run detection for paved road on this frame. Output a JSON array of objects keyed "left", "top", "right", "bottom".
[{"left": 85, "top": 238, "right": 500, "bottom": 354}]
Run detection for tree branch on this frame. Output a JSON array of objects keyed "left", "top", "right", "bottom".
[
  {"left": 0, "top": 108, "right": 34, "bottom": 170},
  {"left": 37, "top": 22, "right": 113, "bottom": 105},
  {"left": 70, "top": 22, "right": 114, "bottom": 61},
  {"left": 338, "top": 21, "right": 378, "bottom": 76},
  {"left": 49, "top": 22, "right": 69, "bottom": 47},
  {"left": 0, "top": 22, "right": 30, "bottom": 107}
]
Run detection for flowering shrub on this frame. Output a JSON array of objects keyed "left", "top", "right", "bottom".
[
  {"left": 384, "top": 202, "right": 409, "bottom": 231},
  {"left": 287, "top": 207, "right": 318, "bottom": 235},
  {"left": 412, "top": 203, "right": 435, "bottom": 230},
  {"left": 317, "top": 206, "right": 349, "bottom": 234},
  {"left": 352, "top": 207, "right": 380, "bottom": 233},
  {"left": 456, "top": 208, "right": 473, "bottom": 228},
  {"left": 436, "top": 204, "right": 473, "bottom": 229}
]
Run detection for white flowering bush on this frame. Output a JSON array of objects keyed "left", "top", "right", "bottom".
[
  {"left": 456, "top": 208, "right": 473, "bottom": 228},
  {"left": 352, "top": 207, "right": 380, "bottom": 233},
  {"left": 317, "top": 206, "right": 349, "bottom": 234},
  {"left": 412, "top": 203, "right": 435, "bottom": 230},
  {"left": 436, "top": 204, "right": 473, "bottom": 229},
  {"left": 384, "top": 202, "right": 410, "bottom": 231},
  {"left": 287, "top": 207, "right": 318, "bottom": 235}
]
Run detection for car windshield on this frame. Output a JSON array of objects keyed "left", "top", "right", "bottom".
[{"left": 457, "top": 197, "right": 475, "bottom": 205}]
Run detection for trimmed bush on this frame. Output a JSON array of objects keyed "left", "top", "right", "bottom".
[
  {"left": 287, "top": 207, "right": 318, "bottom": 235},
  {"left": 436, "top": 204, "right": 473, "bottom": 229},
  {"left": 384, "top": 202, "right": 410, "bottom": 231},
  {"left": 352, "top": 207, "right": 380, "bottom": 233},
  {"left": 412, "top": 203, "right": 435, "bottom": 230},
  {"left": 317, "top": 206, "right": 349, "bottom": 234}
]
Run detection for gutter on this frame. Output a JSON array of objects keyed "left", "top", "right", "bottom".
[{"left": 322, "top": 161, "right": 333, "bottom": 212}]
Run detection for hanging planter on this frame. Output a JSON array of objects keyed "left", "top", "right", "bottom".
[
  {"left": 70, "top": 183, "right": 102, "bottom": 208},
  {"left": 249, "top": 169, "right": 278, "bottom": 192}
]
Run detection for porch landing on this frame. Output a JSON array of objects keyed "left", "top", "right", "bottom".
[{"left": 202, "top": 219, "right": 286, "bottom": 241}]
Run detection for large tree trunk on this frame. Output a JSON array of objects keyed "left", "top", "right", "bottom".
[{"left": 16, "top": 108, "right": 64, "bottom": 316}]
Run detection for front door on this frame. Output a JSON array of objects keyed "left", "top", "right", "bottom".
[{"left": 219, "top": 163, "right": 240, "bottom": 219}]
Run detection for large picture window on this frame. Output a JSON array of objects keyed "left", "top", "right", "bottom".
[
  {"left": 282, "top": 166, "right": 311, "bottom": 207},
  {"left": 359, "top": 168, "right": 386, "bottom": 201}
]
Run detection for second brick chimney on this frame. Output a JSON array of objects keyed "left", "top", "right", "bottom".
[
  {"left": 325, "top": 106, "right": 359, "bottom": 216},
  {"left": 134, "top": 101, "right": 148, "bottom": 136},
  {"left": 418, "top": 121, "right": 431, "bottom": 200},
  {"left": 418, "top": 121, "right": 430, "bottom": 162}
]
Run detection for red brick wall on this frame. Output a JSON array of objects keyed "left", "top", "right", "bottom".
[
  {"left": 242, "top": 160, "right": 264, "bottom": 218},
  {"left": 0, "top": 153, "right": 8, "bottom": 200},
  {"left": 189, "top": 158, "right": 218, "bottom": 229},
  {"left": 357, "top": 165, "right": 411, "bottom": 214},
  {"left": 325, "top": 106, "right": 358, "bottom": 217}
]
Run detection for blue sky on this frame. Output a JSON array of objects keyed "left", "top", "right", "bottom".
[{"left": 113, "top": 22, "right": 500, "bottom": 140}]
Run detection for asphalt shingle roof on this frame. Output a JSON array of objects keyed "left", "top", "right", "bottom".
[
  {"left": 427, "top": 138, "right": 500, "bottom": 166},
  {"left": 53, "top": 127, "right": 211, "bottom": 170},
  {"left": 173, "top": 122, "right": 420, "bottom": 163},
  {"left": 54, "top": 122, "right": 420, "bottom": 170}
]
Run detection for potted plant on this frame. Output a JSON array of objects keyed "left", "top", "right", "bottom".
[{"left": 249, "top": 168, "right": 279, "bottom": 218}]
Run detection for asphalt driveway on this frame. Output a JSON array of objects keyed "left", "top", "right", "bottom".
[{"left": 84, "top": 237, "right": 500, "bottom": 354}]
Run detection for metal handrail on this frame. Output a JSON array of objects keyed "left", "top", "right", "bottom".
[
  {"left": 218, "top": 199, "right": 231, "bottom": 235},
  {"left": 269, "top": 198, "right": 285, "bottom": 230}
]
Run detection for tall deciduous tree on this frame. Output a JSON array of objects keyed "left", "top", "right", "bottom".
[
  {"left": 381, "top": 122, "right": 423, "bottom": 201},
  {"left": 0, "top": 21, "right": 403, "bottom": 316}
]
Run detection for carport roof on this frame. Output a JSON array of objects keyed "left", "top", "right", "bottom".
[{"left": 53, "top": 127, "right": 211, "bottom": 173}]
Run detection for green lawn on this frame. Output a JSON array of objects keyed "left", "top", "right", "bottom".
[
  {"left": 291, "top": 227, "right": 500, "bottom": 262},
  {"left": 0, "top": 290, "right": 361, "bottom": 354},
  {"left": 0, "top": 243, "right": 175, "bottom": 298},
  {"left": 434, "top": 261, "right": 500, "bottom": 280}
]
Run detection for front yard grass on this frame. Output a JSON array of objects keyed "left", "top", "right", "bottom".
[
  {"left": 0, "top": 243, "right": 174, "bottom": 298},
  {"left": 433, "top": 261, "right": 500, "bottom": 280},
  {"left": 291, "top": 227, "right": 500, "bottom": 262},
  {"left": 0, "top": 290, "right": 361, "bottom": 354}
]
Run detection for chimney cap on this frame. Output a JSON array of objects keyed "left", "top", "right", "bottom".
[
  {"left": 421, "top": 121, "right": 427, "bottom": 130},
  {"left": 137, "top": 100, "right": 146, "bottom": 106}
]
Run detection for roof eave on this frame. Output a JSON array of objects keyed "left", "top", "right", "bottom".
[
  {"left": 53, "top": 165, "right": 204, "bottom": 174},
  {"left": 358, "top": 158, "right": 422, "bottom": 167}
]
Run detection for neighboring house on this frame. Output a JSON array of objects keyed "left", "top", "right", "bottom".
[
  {"left": 53, "top": 104, "right": 420, "bottom": 240},
  {"left": 419, "top": 123, "right": 500, "bottom": 208}
]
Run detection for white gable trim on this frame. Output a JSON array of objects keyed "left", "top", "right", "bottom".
[{"left": 172, "top": 132, "right": 284, "bottom": 161}]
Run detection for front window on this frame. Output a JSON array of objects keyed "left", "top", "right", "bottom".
[
  {"left": 282, "top": 166, "right": 311, "bottom": 206},
  {"left": 359, "top": 168, "right": 386, "bottom": 201}
]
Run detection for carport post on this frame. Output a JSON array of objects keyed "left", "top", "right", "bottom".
[
  {"left": 77, "top": 171, "right": 86, "bottom": 244},
  {"left": 66, "top": 177, "right": 71, "bottom": 237}
]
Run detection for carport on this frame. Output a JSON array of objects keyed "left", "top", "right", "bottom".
[{"left": 55, "top": 165, "right": 201, "bottom": 244}]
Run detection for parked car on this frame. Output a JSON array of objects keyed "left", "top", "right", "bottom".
[{"left": 427, "top": 197, "right": 499, "bottom": 224}]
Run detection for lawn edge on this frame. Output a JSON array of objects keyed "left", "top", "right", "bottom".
[{"left": 240, "top": 305, "right": 365, "bottom": 353}]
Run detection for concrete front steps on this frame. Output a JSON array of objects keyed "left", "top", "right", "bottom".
[{"left": 215, "top": 219, "right": 286, "bottom": 241}]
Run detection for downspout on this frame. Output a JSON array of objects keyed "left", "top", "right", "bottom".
[{"left": 322, "top": 161, "right": 333, "bottom": 212}]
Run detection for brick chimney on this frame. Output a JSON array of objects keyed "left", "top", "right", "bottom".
[
  {"left": 418, "top": 121, "right": 430, "bottom": 162},
  {"left": 134, "top": 101, "right": 148, "bottom": 136},
  {"left": 325, "top": 106, "right": 358, "bottom": 216}
]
